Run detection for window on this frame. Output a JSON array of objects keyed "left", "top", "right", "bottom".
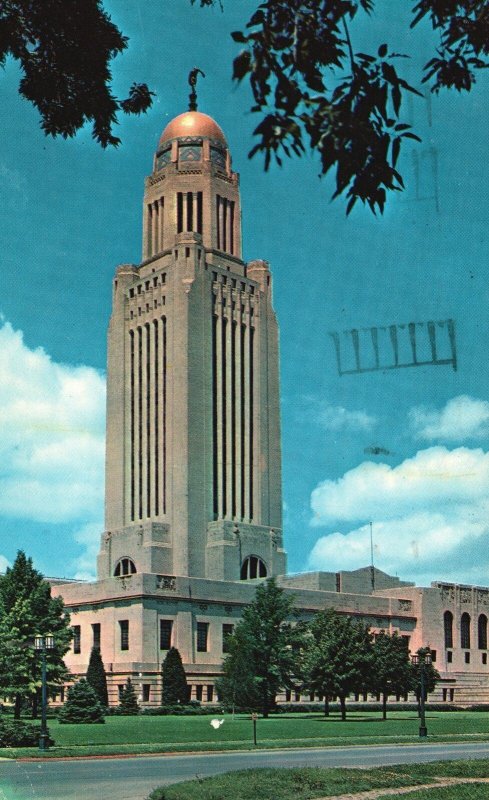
[
  {"left": 197, "top": 622, "right": 209, "bottom": 652},
  {"left": 447, "top": 651, "right": 453, "bottom": 663},
  {"left": 285, "top": 690, "right": 291, "bottom": 702},
  {"left": 114, "top": 558, "right": 137, "bottom": 577},
  {"left": 240, "top": 556, "right": 267, "bottom": 580},
  {"left": 72, "top": 625, "right": 81, "bottom": 654},
  {"left": 160, "top": 619, "right": 173, "bottom": 650},
  {"left": 478, "top": 614, "right": 487, "bottom": 650},
  {"left": 118, "top": 685, "right": 124, "bottom": 699},
  {"left": 196, "top": 685, "right": 203, "bottom": 701},
  {"left": 444, "top": 610, "right": 453, "bottom": 649},
  {"left": 450, "top": 688, "right": 455, "bottom": 701},
  {"left": 222, "top": 624, "right": 234, "bottom": 653},
  {"left": 119, "top": 620, "right": 129, "bottom": 651},
  {"left": 461, "top": 612, "right": 471, "bottom": 649},
  {"left": 92, "top": 623, "right": 101, "bottom": 650},
  {"left": 294, "top": 692, "right": 300, "bottom": 702},
  {"left": 430, "top": 650, "right": 437, "bottom": 663},
  {"left": 206, "top": 685, "right": 214, "bottom": 702},
  {"left": 442, "top": 688, "right": 447, "bottom": 701},
  {"left": 483, "top": 653, "right": 487, "bottom": 665},
  {"left": 465, "top": 651, "right": 470, "bottom": 664},
  {"left": 142, "top": 684, "right": 150, "bottom": 702}
]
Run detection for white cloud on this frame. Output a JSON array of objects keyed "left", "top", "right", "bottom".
[
  {"left": 303, "top": 398, "right": 376, "bottom": 432},
  {"left": 410, "top": 395, "right": 489, "bottom": 441},
  {"left": 308, "top": 446, "right": 489, "bottom": 585},
  {"left": 0, "top": 319, "right": 105, "bottom": 525},
  {"left": 70, "top": 521, "right": 103, "bottom": 581}
]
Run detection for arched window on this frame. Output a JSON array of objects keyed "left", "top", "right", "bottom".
[
  {"left": 461, "top": 612, "right": 471, "bottom": 649},
  {"left": 478, "top": 614, "right": 488, "bottom": 650},
  {"left": 240, "top": 556, "right": 267, "bottom": 580},
  {"left": 114, "top": 558, "right": 137, "bottom": 578},
  {"left": 443, "top": 610, "right": 453, "bottom": 649}
]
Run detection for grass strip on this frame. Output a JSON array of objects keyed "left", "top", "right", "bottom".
[{"left": 146, "top": 760, "right": 489, "bottom": 800}]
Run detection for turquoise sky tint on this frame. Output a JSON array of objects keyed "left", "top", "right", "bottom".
[{"left": 0, "top": 1, "right": 487, "bottom": 585}]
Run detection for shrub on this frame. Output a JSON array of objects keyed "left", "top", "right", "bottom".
[
  {"left": 119, "top": 678, "right": 139, "bottom": 715},
  {"left": 0, "top": 718, "right": 46, "bottom": 747},
  {"left": 86, "top": 647, "right": 109, "bottom": 708},
  {"left": 161, "top": 648, "right": 189, "bottom": 705},
  {"left": 58, "top": 679, "right": 105, "bottom": 724}
]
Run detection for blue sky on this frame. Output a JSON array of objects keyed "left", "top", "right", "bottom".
[{"left": 0, "top": 1, "right": 488, "bottom": 585}]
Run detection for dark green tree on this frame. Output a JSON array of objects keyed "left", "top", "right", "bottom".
[
  {"left": 303, "top": 609, "right": 373, "bottom": 720},
  {"left": 58, "top": 679, "right": 105, "bottom": 724},
  {"left": 119, "top": 677, "right": 139, "bottom": 715},
  {"left": 218, "top": 578, "right": 301, "bottom": 717},
  {"left": 199, "top": 0, "right": 488, "bottom": 213},
  {"left": 0, "top": 551, "right": 72, "bottom": 718},
  {"left": 1, "top": 3, "right": 486, "bottom": 211},
  {"left": 161, "top": 648, "right": 189, "bottom": 706},
  {"left": 86, "top": 647, "right": 109, "bottom": 708},
  {"left": 370, "top": 631, "right": 412, "bottom": 720},
  {"left": 0, "top": 0, "right": 153, "bottom": 147},
  {"left": 410, "top": 647, "right": 441, "bottom": 713}
]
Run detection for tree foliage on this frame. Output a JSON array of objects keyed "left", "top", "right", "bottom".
[
  {"left": 58, "top": 679, "right": 105, "bottom": 724},
  {"left": 119, "top": 677, "right": 139, "bottom": 715},
  {"left": 161, "top": 647, "right": 189, "bottom": 706},
  {"left": 370, "top": 631, "right": 412, "bottom": 719},
  {"left": 197, "top": 0, "right": 489, "bottom": 213},
  {"left": 0, "top": 0, "right": 153, "bottom": 147},
  {"left": 410, "top": 646, "right": 441, "bottom": 706},
  {"left": 303, "top": 609, "right": 373, "bottom": 720},
  {"left": 86, "top": 647, "right": 109, "bottom": 708},
  {"left": 0, "top": 551, "right": 72, "bottom": 718},
  {"left": 218, "top": 578, "right": 302, "bottom": 717}
]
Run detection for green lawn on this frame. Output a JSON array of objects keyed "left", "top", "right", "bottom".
[
  {"left": 147, "top": 760, "right": 489, "bottom": 800},
  {"left": 3, "top": 711, "right": 489, "bottom": 758}
]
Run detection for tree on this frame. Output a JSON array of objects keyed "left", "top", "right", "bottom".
[
  {"left": 119, "top": 677, "right": 139, "bottom": 715},
  {"left": 410, "top": 647, "right": 441, "bottom": 713},
  {"left": 86, "top": 647, "right": 109, "bottom": 708},
  {"left": 58, "top": 679, "right": 105, "bottom": 724},
  {"left": 161, "top": 648, "right": 189, "bottom": 706},
  {"left": 0, "top": 551, "right": 72, "bottom": 718},
  {"left": 0, "top": 0, "right": 153, "bottom": 147},
  {"left": 200, "top": 0, "right": 489, "bottom": 213},
  {"left": 218, "top": 578, "right": 301, "bottom": 717},
  {"left": 370, "top": 631, "right": 412, "bottom": 720},
  {"left": 303, "top": 609, "right": 373, "bottom": 720}
]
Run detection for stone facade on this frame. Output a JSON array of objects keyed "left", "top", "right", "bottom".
[{"left": 52, "top": 108, "right": 489, "bottom": 706}]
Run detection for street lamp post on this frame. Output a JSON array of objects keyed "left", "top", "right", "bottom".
[
  {"left": 411, "top": 650, "right": 432, "bottom": 738},
  {"left": 34, "top": 634, "right": 55, "bottom": 751}
]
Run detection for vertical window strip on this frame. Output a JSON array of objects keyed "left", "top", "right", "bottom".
[
  {"left": 212, "top": 313, "right": 218, "bottom": 517},
  {"left": 222, "top": 198, "right": 227, "bottom": 252},
  {"left": 154, "top": 320, "right": 159, "bottom": 516},
  {"left": 222, "top": 315, "right": 227, "bottom": 516},
  {"left": 177, "top": 192, "right": 183, "bottom": 233},
  {"left": 240, "top": 323, "right": 246, "bottom": 520},
  {"left": 216, "top": 195, "right": 221, "bottom": 250},
  {"left": 130, "top": 330, "right": 135, "bottom": 522},
  {"left": 197, "top": 191, "right": 203, "bottom": 234},
  {"left": 138, "top": 327, "right": 143, "bottom": 520},
  {"left": 249, "top": 326, "right": 254, "bottom": 520},
  {"left": 147, "top": 204, "right": 153, "bottom": 257},
  {"left": 162, "top": 316, "right": 167, "bottom": 515},
  {"left": 146, "top": 323, "right": 151, "bottom": 517},
  {"left": 231, "top": 320, "right": 236, "bottom": 517},
  {"left": 229, "top": 201, "right": 235, "bottom": 254},
  {"left": 187, "top": 191, "right": 193, "bottom": 231}
]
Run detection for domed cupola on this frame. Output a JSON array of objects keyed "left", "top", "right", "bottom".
[{"left": 154, "top": 110, "right": 231, "bottom": 175}]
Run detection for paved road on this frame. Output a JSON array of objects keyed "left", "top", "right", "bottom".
[{"left": 2, "top": 743, "right": 489, "bottom": 800}]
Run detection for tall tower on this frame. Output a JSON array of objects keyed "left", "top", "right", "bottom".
[{"left": 98, "top": 106, "right": 286, "bottom": 582}]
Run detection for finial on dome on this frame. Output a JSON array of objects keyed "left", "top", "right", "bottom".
[{"left": 188, "top": 67, "right": 205, "bottom": 111}]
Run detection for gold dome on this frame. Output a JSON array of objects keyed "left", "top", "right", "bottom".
[{"left": 159, "top": 111, "right": 227, "bottom": 147}]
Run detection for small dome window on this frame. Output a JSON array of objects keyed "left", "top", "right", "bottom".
[
  {"left": 114, "top": 558, "right": 137, "bottom": 578},
  {"left": 240, "top": 556, "right": 267, "bottom": 581}
]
